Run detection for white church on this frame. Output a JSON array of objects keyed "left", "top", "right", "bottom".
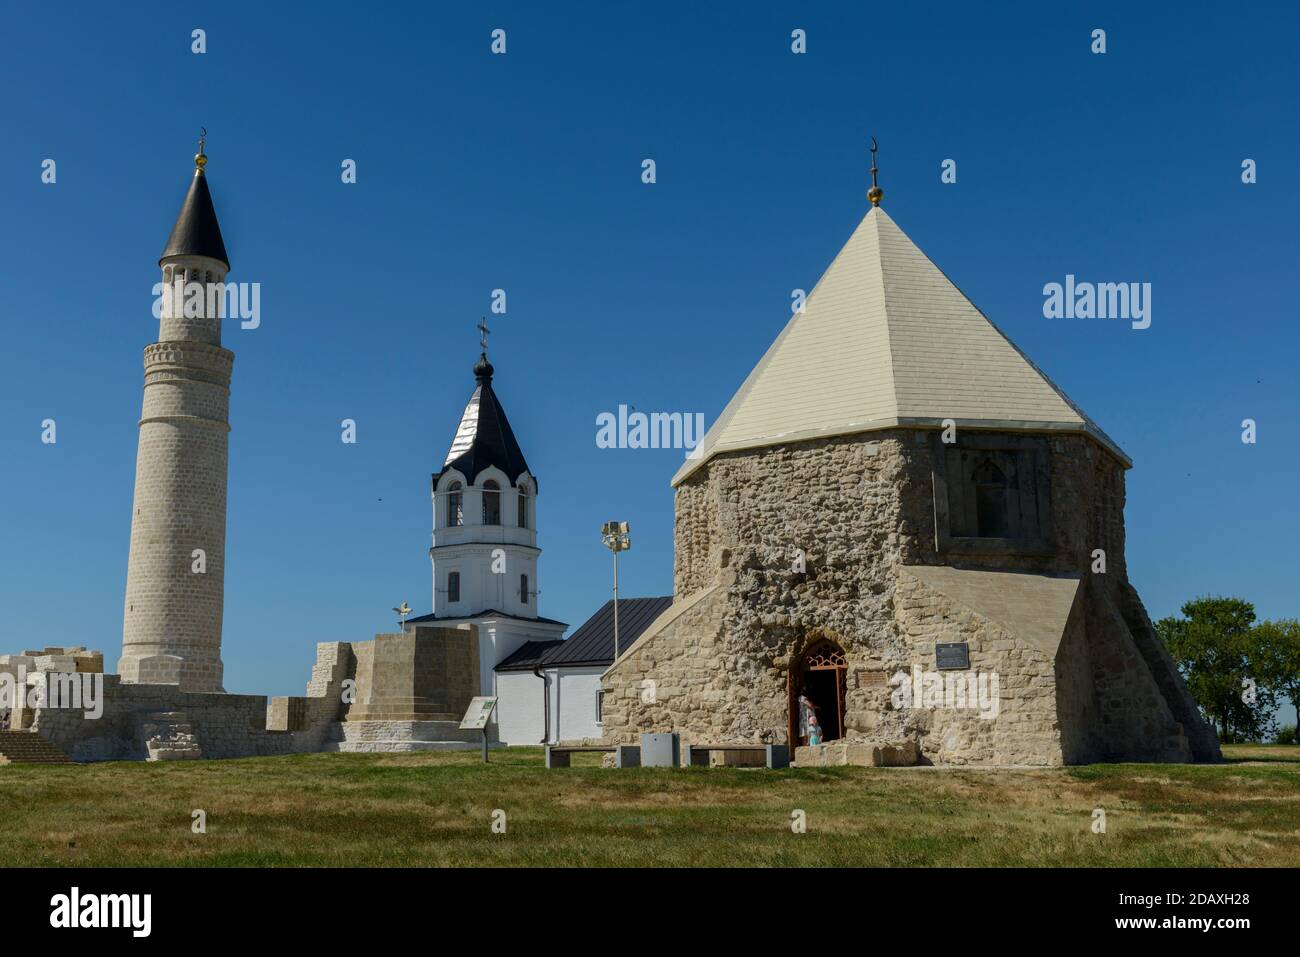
[{"left": 402, "top": 346, "right": 667, "bottom": 745}]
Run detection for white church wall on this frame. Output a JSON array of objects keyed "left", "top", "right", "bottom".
[
  {"left": 554, "top": 666, "right": 606, "bottom": 742},
  {"left": 431, "top": 544, "right": 539, "bottom": 620},
  {"left": 480, "top": 620, "right": 533, "bottom": 697},
  {"left": 496, "top": 670, "right": 546, "bottom": 745}
]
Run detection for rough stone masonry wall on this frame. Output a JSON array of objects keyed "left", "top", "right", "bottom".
[
  {"left": 1077, "top": 582, "right": 1191, "bottom": 761},
  {"left": 891, "top": 570, "right": 1065, "bottom": 765},
  {"left": 604, "top": 428, "right": 1218, "bottom": 764},
  {"left": 607, "top": 432, "right": 914, "bottom": 748},
  {"left": 597, "top": 583, "right": 738, "bottom": 743}
]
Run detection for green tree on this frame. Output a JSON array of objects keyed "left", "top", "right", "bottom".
[
  {"left": 1254, "top": 618, "right": 1300, "bottom": 740},
  {"left": 1156, "top": 597, "right": 1277, "bottom": 742}
]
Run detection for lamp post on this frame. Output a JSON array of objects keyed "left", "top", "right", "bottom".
[
  {"left": 392, "top": 601, "right": 411, "bottom": 629},
  {"left": 601, "top": 521, "right": 631, "bottom": 659}
]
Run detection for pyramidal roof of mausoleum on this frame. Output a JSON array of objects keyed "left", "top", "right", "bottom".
[{"left": 672, "top": 205, "right": 1128, "bottom": 486}]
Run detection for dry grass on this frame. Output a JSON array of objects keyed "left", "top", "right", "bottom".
[{"left": 1, "top": 744, "right": 1296, "bottom": 867}]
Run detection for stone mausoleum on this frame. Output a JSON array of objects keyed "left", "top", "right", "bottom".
[{"left": 597, "top": 176, "right": 1220, "bottom": 766}]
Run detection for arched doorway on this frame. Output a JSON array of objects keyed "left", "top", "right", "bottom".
[{"left": 787, "top": 639, "right": 847, "bottom": 748}]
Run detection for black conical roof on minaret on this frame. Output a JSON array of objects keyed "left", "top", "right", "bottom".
[
  {"left": 160, "top": 165, "right": 229, "bottom": 267},
  {"left": 434, "top": 354, "right": 534, "bottom": 488}
]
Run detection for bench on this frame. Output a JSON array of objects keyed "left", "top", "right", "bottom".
[
  {"left": 545, "top": 744, "right": 641, "bottom": 768},
  {"left": 685, "top": 743, "right": 790, "bottom": 769}
]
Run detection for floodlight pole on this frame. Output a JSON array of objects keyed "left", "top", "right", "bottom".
[
  {"left": 602, "top": 522, "right": 631, "bottom": 661},
  {"left": 612, "top": 546, "right": 621, "bottom": 659}
]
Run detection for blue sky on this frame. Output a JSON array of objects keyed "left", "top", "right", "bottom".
[{"left": 1, "top": 2, "right": 1296, "bottom": 725}]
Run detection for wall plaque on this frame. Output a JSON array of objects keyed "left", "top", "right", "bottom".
[{"left": 935, "top": 642, "right": 970, "bottom": 671}]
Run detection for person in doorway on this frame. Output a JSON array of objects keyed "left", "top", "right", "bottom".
[{"left": 797, "top": 692, "right": 819, "bottom": 746}]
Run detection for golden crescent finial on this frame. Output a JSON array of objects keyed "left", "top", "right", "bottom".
[
  {"left": 867, "top": 137, "right": 883, "bottom": 207},
  {"left": 195, "top": 127, "right": 208, "bottom": 172}
]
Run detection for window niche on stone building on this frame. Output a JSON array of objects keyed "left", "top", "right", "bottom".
[{"left": 931, "top": 434, "right": 1053, "bottom": 555}]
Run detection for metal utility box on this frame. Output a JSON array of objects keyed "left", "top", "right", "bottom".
[{"left": 640, "top": 732, "right": 680, "bottom": 768}]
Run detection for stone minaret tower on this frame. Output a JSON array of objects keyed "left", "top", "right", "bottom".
[{"left": 118, "top": 138, "right": 233, "bottom": 692}]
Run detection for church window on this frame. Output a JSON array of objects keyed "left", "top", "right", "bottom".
[
  {"left": 482, "top": 480, "right": 501, "bottom": 525},
  {"left": 446, "top": 482, "right": 463, "bottom": 527},
  {"left": 447, "top": 571, "right": 460, "bottom": 604},
  {"left": 972, "top": 460, "right": 1009, "bottom": 538},
  {"left": 517, "top": 485, "right": 529, "bottom": 529},
  {"left": 520, "top": 573, "right": 529, "bottom": 603}
]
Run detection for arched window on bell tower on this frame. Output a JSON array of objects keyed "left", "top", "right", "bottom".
[
  {"left": 446, "top": 481, "right": 463, "bottom": 527},
  {"left": 482, "top": 480, "right": 501, "bottom": 525},
  {"left": 517, "top": 483, "right": 529, "bottom": 529}
]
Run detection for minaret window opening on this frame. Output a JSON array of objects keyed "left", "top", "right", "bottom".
[
  {"left": 517, "top": 485, "right": 529, "bottom": 529},
  {"left": 520, "top": 573, "right": 529, "bottom": 604},
  {"left": 447, "top": 571, "right": 461, "bottom": 604},
  {"left": 482, "top": 480, "right": 501, "bottom": 525},
  {"left": 446, "top": 482, "right": 463, "bottom": 527}
]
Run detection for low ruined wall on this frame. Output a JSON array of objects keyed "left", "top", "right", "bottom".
[{"left": 30, "top": 642, "right": 353, "bottom": 762}]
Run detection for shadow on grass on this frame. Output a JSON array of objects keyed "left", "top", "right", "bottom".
[{"left": 1220, "top": 744, "right": 1300, "bottom": 765}]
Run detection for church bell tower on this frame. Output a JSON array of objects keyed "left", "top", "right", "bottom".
[
  {"left": 428, "top": 342, "right": 540, "bottom": 620},
  {"left": 405, "top": 324, "right": 568, "bottom": 697}
]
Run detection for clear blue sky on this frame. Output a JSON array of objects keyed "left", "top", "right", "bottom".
[{"left": 1, "top": 2, "right": 1296, "bottom": 726}]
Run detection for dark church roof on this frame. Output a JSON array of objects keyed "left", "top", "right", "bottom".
[
  {"left": 494, "top": 596, "right": 673, "bottom": 671},
  {"left": 407, "top": 608, "right": 567, "bottom": 628},
  {"left": 495, "top": 640, "right": 565, "bottom": 673},
  {"left": 433, "top": 355, "right": 533, "bottom": 488},
  {"left": 160, "top": 167, "right": 229, "bottom": 267}
]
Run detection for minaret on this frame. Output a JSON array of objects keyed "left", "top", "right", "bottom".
[{"left": 118, "top": 134, "right": 233, "bottom": 692}]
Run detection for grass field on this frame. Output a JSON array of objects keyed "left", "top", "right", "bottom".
[{"left": 2, "top": 744, "right": 1297, "bottom": 867}]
